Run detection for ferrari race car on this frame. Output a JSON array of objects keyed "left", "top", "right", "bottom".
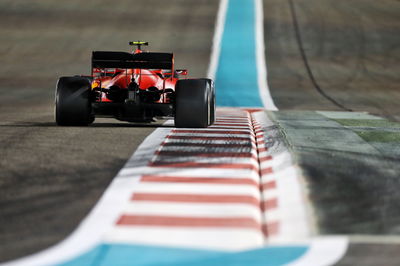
[{"left": 55, "top": 41, "right": 215, "bottom": 128}]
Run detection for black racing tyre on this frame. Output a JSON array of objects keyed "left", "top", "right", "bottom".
[
  {"left": 175, "top": 78, "right": 213, "bottom": 128},
  {"left": 55, "top": 76, "right": 93, "bottom": 126}
]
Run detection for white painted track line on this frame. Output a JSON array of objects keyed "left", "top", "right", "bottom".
[
  {"left": 123, "top": 202, "right": 262, "bottom": 221},
  {"left": 132, "top": 182, "right": 261, "bottom": 198},
  {"left": 286, "top": 236, "right": 348, "bottom": 266},
  {"left": 104, "top": 227, "right": 264, "bottom": 251},
  {"left": 207, "top": 0, "right": 228, "bottom": 80}
]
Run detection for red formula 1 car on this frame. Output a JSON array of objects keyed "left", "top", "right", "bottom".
[{"left": 55, "top": 41, "right": 215, "bottom": 127}]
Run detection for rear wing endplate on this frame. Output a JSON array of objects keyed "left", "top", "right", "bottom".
[{"left": 92, "top": 51, "right": 173, "bottom": 70}]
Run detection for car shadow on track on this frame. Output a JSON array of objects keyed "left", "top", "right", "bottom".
[{"left": 0, "top": 121, "right": 174, "bottom": 128}]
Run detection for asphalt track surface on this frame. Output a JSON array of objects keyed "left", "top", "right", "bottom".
[
  {"left": 264, "top": 0, "right": 400, "bottom": 120},
  {"left": 0, "top": 0, "right": 400, "bottom": 265}
]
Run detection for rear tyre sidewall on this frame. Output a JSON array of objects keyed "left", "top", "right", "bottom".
[
  {"left": 175, "top": 79, "right": 212, "bottom": 128},
  {"left": 55, "top": 76, "right": 93, "bottom": 126}
]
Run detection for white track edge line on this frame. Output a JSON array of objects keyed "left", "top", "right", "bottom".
[
  {"left": 207, "top": 0, "right": 228, "bottom": 80},
  {"left": 285, "top": 236, "right": 348, "bottom": 266}
]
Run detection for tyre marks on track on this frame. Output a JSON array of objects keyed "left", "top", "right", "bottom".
[{"left": 253, "top": 111, "right": 312, "bottom": 243}]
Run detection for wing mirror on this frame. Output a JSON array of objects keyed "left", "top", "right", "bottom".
[{"left": 175, "top": 69, "right": 188, "bottom": 76}]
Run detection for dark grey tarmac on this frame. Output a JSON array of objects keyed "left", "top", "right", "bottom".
[{"left": 264, "top": 0, "right": 400, "bottom": 121}]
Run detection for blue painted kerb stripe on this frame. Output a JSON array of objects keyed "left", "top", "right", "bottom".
[
  {"left": 215, "top": 0, "right": 264, "bottom": 107},
  {"left": 59, "top": 243, "right": 308, "bottom": 266}
]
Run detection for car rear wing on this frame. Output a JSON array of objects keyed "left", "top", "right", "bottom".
[{"left": 92, "top": 51, "right": 173, "bottom": 70}]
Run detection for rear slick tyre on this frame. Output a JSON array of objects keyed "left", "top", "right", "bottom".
[
  {"left": 175, "top": 78, "right": 213, "bottom": 128},
  {"left": 55, "top": 76, "right": 93, "bottom": 126}
]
